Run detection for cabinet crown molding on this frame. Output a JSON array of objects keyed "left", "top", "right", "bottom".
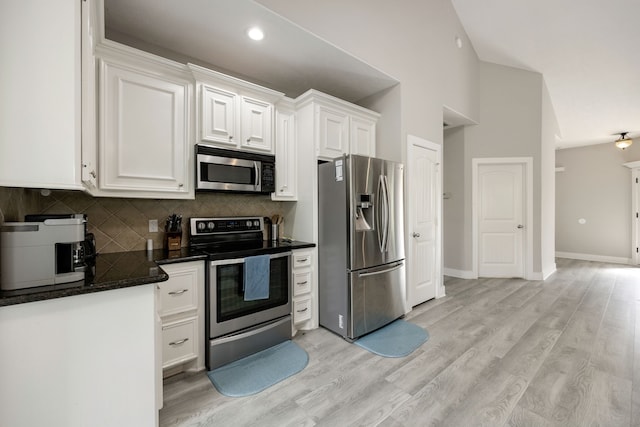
[
  {"left": 294, "top": 89, "right": 381, "bottom": 118},
  {"left": 188, "top": 63, "right": 284, "bottom": 103}
]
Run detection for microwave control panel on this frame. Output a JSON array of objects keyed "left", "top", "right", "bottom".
[{"left": 261, "top": 163, "right": 275, "bottom": 192}]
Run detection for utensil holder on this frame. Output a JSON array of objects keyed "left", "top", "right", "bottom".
[
  {"left": 166, "top": 231, "right": 182, "bottom": 251},
  {"left": 271, "top": 224, "right": 279, "bottom": 241}
]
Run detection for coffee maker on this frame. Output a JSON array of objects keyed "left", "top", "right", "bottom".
[{"left": 1, "top": 214, "right": 95, "bottom": 291}]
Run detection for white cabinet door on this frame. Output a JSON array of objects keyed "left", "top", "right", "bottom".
[
  {"left": 350, "top": 115, "right": 376, "bottom": 157},
  {"left": 317, "top": 105, "right": 349, "bottom": 159},
  {"left": 291, "top": 248, "right": 316, "bottom": 333},
  {"left": 159, "top": 261, "right": 205, "bottom": 373},
  {"left": 201, "top": 85, "right": 238, "bottom": 147},
  {"left": 241, "top": 96, "right": 273, "bottom": 152},
  {"left": 272, "top": 107, "right": 297, "bottom": 200},
  {"left": 0, "top": 0, "right": 83, "bottom": 190},
  {"left": 100, "top": 59, "right": 191, "bottom": 197}
]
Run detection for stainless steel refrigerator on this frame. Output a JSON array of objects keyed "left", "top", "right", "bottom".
[{"left": 318, "top": 154, "right": 406, "bottom": 340}]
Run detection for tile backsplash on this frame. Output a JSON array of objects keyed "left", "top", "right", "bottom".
[{"left": 0, "top": 187, "right": 288, "bottom": 254}]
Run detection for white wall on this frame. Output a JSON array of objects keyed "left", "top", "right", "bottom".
[
  {"left": 556, "top": 142, "right": 640, "bottom": 262},
  {"left": 540, "top": 79, "right": 559, "bottom": 277},
  {"left": 443, "top": 126, "right": 468, "bottom": 272},
  {"left": 257, "top": 0, "right": 481, "bottom": 154},
  {"left": 463, "top": 62, "right": 545, "bottom": 275}
]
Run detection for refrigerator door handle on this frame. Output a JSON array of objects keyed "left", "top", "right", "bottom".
[
  {"left": 357, "top": 261, "right": 404, "bottom": 277},
  {"left": 376, "top": 175, "right": 384, "bottom": 252},
  {"left": 381, "top": 175, "right": 391, "bottom": 252}
]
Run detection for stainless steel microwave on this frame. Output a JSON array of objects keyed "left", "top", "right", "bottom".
[{"left": 196, "top": 145, "right": 275, "bottom": 194}]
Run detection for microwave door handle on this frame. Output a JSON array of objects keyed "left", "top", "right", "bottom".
[{"left": 254, "top": 161, "right": 260, "bottom": 189}]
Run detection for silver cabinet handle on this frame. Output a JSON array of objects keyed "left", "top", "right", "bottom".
[
  {"left": 229, "top": 135, "right": 233, "bottom": 140},
  {"left": 412, "top": 232, "right": 421, "bottom": 238},
  {"left": 168, "top": 289, "right": 188, "bottom": 295},
  {"left": 296, "top": 281, "right": 308, "bottom": 285},
  {"left": 517, "top": 224, "right": 524, "bottom": 229},
  {"left": 296, "top": 307, "right": 308, "bottom": 313},
  {"left": 296, "top": 258, "right": 308, "bottom": 263},
  {"left": 169, "top": 338, "right": 189, "bottom": 346}
]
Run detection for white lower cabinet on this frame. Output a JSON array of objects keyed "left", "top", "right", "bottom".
[
  {"left": 291, "top": 248, "right": 316, "bottom": 332},
  {"left": 0, "top": 285, "right": 158, "bottom": 427},
  {"left": 157, "top": 261, "right": 205, "bottom": 376},
  {"left": 161, "top": 317, "right": 198, "bottom": 367}
]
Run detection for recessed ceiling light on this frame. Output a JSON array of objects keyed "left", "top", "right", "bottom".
[{"left": 247, "top": 27, "right": 264, "bottom": 41}]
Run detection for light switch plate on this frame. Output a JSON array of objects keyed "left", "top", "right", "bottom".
[{"left": 149, "top": 219, "right": 158, "bottom": 233}]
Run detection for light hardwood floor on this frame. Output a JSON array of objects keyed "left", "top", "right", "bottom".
[{"left": 160, "top": 258, "right": 640, "bottom": 426}]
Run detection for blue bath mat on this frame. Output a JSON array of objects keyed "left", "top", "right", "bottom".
[
  {"left": 207, "top": 340, "right": 308, "bottom": 397},
  {"left": 355, "top": 319, "right": 429, "bottom": 357}
]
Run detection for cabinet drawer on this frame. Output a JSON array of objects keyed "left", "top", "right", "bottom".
[
  {"left": 162, "top": 318, "right": 197, "bottom": 368},
  {"left": 292, "top": 270, "right": 312, "bottom": 296},
  {"left": 293, "top": 297, "right": 312, "bottom": 324},
  {"left": 158, "top": 272, "right": 198, "bottom": 317},
  {"left": 292, "top": 252, "right": 312, "bottom": 268}
]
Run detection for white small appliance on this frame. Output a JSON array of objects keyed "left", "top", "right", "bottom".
[{"left": 1, "top": 218, "right": 87, "bottom": 290}]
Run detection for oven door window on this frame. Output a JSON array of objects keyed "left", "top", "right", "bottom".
[{"left": 217, "top": 255, "right": 289, "bottom": 322}]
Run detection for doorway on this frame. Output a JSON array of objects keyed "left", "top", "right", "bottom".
[
  {"left": 407, "top": 135, "right": 443, "bottom": 307},
  {"left": 472, "top": 158, "right": 533, "bottom": 279}
]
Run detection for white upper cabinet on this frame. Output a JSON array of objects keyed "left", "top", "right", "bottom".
[
  {"left": 295, "top": 90, "right": 379, "bottom": 160},
  {"left": 190, "top": 64, "right": 283, "bottom": 154},
  {"left": 241, "top": 96, "right": 274, "bottom": 152},
  {"left": 317, "top": 105, "right": 350, "bottom": 159},
  {"left": 201, "top": 86, "right": 237, "bottom": 146},
  {"left": 86, "top": 47, "right": 194, "bottom": 199},
  {"left": 350, "top": 114, "right": 377, "bottom": 157},
  {"left": 0, "top": 0, "right": 83, "bottom": 190},
  {"left": 272, "top": 100, "right": 297, "bottom": 201}
]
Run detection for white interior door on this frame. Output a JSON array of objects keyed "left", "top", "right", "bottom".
[
  {"left": 477, "top": 163, "right": 524, "bottom": 277},
  {"left": 407, "top": 136, "right": 441, "bottom": 307}
]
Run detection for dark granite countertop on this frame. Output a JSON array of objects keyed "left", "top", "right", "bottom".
[{"left": 0, "top": 240, "right": 315, "bottom": 307}]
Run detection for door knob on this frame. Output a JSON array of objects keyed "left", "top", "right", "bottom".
[
  {"left": 412, "top": 232, "right": 421, "bottom": 238},
  {"left": 517, "top": 224, "right": 524, "bottom": 229}
]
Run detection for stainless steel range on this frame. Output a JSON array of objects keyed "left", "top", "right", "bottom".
[{"left": 190, "top": 216, "right": 292, "bottom": 370}]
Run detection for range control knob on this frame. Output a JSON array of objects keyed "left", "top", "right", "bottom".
[
  {"left": 253, "top": 220, "right": 260, "bottom": 227},
  {"left": 207, "top": 221, "right": 215, "bottom": 231},
  {"left": 246, "top": 220, "right": 252, "bottom": 228},
  {"left": 197, "top": 222, "right": 206, "bottom": 232}
]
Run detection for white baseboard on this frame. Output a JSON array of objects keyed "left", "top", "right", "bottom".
[
  {"left": 556, "top": 252, "right": 632, "bottom": 265},
  {"left": 528, "top": 272, "right": 544, "bottom": 280},
  {"left": 542, "top": 263, "right": 557, "bottom": 280},
  {"left": 443, "top": 268, "right": 475, "bottom": 279}
]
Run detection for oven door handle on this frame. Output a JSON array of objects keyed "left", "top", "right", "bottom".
[{"left": 209, "top": 251, "right": 292, "bottom": 266}]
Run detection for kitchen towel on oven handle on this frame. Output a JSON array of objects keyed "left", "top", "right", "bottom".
[{"left": 244, "top": 255, "right": 270, "bottom": 301}]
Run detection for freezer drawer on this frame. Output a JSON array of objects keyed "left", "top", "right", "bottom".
[{"left": 349, "top": 260, "right": 406, "bottom": 339}]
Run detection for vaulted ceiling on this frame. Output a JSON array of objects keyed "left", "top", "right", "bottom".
[
  {"left": 105, "top": 0, "right": 640, "bottom": 149},
  {"left": 451, "top": 0, "right": 640, "bottom": 149}
]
